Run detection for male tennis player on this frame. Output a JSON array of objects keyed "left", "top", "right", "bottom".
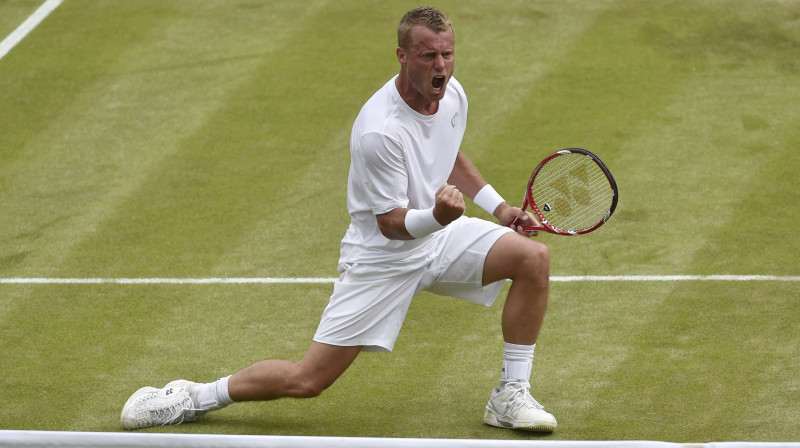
[{"left": 121, "top": 6, "right": 557, "bottom": 432}]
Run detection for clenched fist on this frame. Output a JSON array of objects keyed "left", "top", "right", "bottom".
[{"left": 432, "top": 184, "right": 465, "bottom": 226}]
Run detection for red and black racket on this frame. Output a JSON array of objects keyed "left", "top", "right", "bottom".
[{"left": 511, "top": 148, "right": 618, "bottom": 236}]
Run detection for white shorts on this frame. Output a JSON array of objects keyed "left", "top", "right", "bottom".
[{"left": 313, "top": 217, "right": 513, "bottom": 352}]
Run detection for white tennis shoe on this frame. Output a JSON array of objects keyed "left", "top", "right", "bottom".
[
  {"left": 120, "top": 380, "right": 200, "bottom": 429},
  {"left": 484, "top": 381, "right": 557, "bottom": 432}
]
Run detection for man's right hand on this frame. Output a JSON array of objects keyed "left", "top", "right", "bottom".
[{"left": 432, "top": 184, "right": 466, "bottom": 225}]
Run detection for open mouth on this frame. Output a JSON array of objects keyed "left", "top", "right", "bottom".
[{"left": 432, "top": 76, "right": 446, "bottom": 90}]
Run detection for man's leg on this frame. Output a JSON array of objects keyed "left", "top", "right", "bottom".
[
  {"left": 482, "top": 232, "right": 550, "bottom": 345},
  {"left": 481, "top": 232, "right": 556, "bottom": 432},
  {"left": 120, "top": 342, "right": 362, "bottom": 429},
  {"left": 228, "top": 342, "right": 362, "bottom": 401}
]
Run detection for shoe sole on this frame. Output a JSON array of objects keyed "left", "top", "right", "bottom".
[{"left": 484, "top": 409, "right": 557, "bottom": 433}]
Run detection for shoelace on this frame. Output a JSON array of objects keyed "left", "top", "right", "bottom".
[
  {"left": 504, "top": 381, "right": 544, "bottom": 416},
  {"left": 136, "top": 395, "right": 194, "bottom": 427}
]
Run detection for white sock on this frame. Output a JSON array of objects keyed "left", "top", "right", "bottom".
[
  {"left": 216, "top": 375, "right": 233, "bottom": 406},
  {"left": 500, "top": 342, "right": 535, "bottom": 387},
  {"left": 194, "top": 375, "right": 233, "bottom": 412}
]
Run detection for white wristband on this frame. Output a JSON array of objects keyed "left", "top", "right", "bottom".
[
  {"left": 404, "top": 207, "right": 445, "bottom": 239},
  {"left": 473, "top": 184, "right": 505, "bottom": 215}
]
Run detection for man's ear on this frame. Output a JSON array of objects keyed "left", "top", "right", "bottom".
[{"left": 396, "top": 47, "right": 406, "bottom": 64}]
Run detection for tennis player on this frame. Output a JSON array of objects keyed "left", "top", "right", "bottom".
[{"left": 121, "top": 6, "right": 557, "bottom": 433}]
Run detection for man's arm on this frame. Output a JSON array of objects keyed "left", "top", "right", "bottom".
[
  {"left": 375, "top": 208, "right": 412, "bottom": 240},
  {"left": 448, "top": 151, "right": 539, "bottom": 231},
  {"left": 447, "top": 151, "right": 486, "bottom": 201},
  {"left": 376, "top": 184, "right": 465, "bottom": 240}
]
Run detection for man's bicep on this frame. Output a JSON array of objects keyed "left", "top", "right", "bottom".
[{"left": 375, "top": 208, "right": 413, "bottom": 240}]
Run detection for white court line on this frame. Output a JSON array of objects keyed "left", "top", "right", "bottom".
[
  {"left": 0, "top": 275, "right": 798, "bottom": 284},
  {"left": 7, "top": 429, "right": 800, "bottom": 448},
  {"left": 551, "top": 275, "right": 800, "bottom": 282},
  {"left": 0, "top": 0, "right": 64, "bottom": 61},
  {"left": 0, "top": 277, "right": 337, "bottom": 284}
]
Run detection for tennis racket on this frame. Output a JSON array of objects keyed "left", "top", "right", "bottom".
[{"left": 510, "top": 148, "right": 618, "bottom": 236}]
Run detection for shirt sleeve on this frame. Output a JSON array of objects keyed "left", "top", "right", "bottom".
[{"left": 351, "top": 131, "right": 409, "bottom": 215}]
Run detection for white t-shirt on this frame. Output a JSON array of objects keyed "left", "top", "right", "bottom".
[{"left": 339, "top": 75, "right": 468, "bottom": 267}]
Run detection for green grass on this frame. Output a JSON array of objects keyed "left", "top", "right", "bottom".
[{"left": 1, "top": 0, "right": 799, "bottom": 441}]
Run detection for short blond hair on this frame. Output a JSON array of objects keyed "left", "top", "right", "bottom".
[{"left": 397, "top": 6, "right": 453, "bottom": 49}]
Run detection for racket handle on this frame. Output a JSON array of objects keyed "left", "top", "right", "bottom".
[
  {"left": 509, "top": 217, "right": 544, "bottom": 232},
  {"left": 508, "top": 197, "right": 527, "bottom": 228}
]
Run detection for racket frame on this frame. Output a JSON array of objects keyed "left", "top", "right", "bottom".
[{"left": 518, "top": 148, "right": 618, "bottom": 236}]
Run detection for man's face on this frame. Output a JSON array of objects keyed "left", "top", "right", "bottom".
[{"left": 397, "top": 25, "right": 455, "bottom": 109}]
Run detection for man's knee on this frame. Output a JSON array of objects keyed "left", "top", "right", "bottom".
[
  {"left": 516, "top": 240, "right": 550, "bottom": 277},
  {"left": 531, "top": 241, "right": 550, "bottom": 266},
  {"left": 286, "top": 369, "right": 335, "bottom": 398},
  {"left": 294, "top": 379, "right": 328, "bottom": 399},
  {"left": 286, "top": 342, "right": 360, "bottom": 399},
  {"left": 484, "top": 234, "right": 551, "bottom": 285}
]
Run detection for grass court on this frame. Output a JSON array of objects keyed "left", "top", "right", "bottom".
[{"left": 1, "top": 0, "right": 798, "bottom": 441}]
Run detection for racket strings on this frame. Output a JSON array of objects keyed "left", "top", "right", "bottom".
[{"left": 531, "top": 155, "right": 613, "bottom": 232}]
